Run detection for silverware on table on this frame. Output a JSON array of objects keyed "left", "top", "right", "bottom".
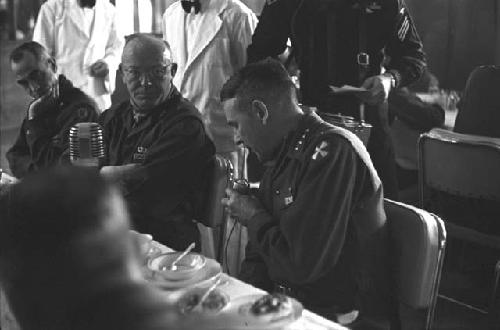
[{"left": 163, "top": 242, "right": 196, "bottom": 271}]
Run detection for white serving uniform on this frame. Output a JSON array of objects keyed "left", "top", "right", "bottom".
[
  {"left": 162, "top": 0, "right": 257, "bottom": 153},
  {"left": 33, "top": 0, "right": 124, "bottom": 111}
]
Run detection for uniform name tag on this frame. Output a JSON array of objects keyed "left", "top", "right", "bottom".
[{"left": 133, "top": 146, "right": 147, "bottom": 162}]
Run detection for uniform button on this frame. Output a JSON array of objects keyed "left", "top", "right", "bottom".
[
  {"left": 294, "top": 147, "right": 299, "bottom": 151},
  {"left": 298, "top": 141, "right": 303, "bottom": 144},
  {"left": 275, "top": 190, "right": 280, "bottom": 195}
]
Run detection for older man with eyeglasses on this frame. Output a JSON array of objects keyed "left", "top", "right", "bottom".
[{"left": 99, "top": 34, "right": 215, "bottom": 250}]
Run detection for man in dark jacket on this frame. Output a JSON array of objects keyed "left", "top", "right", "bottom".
[
  {"left": 99, "top": 34, "right": 215, "bottom": 250},
  {"left": 221, "top": 59, "right": 390, "bottom": 326},
  {"left": 247, "top": 0, "right": 427, "bottom": 199},
  {"left": 7, "top": 41, "right": 99, "bottom": 178}
]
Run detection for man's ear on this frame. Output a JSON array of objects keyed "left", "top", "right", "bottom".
[
  {"left": 48, "top": 57, "right": 57, "bottom": 73},
  {"left": 170, "top": 63, "right": 178, "bottom": 77},
  {"left": 119, "top": 64, "right": 126, "bottom": 84},
  {"left": 251, "top": 100, "right": 269, "bottom": 125}
]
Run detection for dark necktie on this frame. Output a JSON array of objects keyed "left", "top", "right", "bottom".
[
  {"left": 79, "top": 0, "right": 96, "bottom": 8},
  {"left": 132, "top": 113, "right": 146, "bottom": 129},
  {"left": 181, "top": 0, "right": 201, "bottom": 14}
]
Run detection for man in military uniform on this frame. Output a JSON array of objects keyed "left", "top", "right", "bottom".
[
  {"left": 99, "top": 34, "right": 215, "bottom": 250},
  {"left": 7, "top": 41, "right": 99, "bottom": 179},
  {"left": 221, "top": 59, "right": 390, "bottom": 325},
  {"left": 247, "top": 0, "right": 427, "bottom": 199}
]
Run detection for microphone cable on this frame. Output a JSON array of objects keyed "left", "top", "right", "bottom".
[{"left": 223, "top": 147, "right": 249, "bottom": 276}]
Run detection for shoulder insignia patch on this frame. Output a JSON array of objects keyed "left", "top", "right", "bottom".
[
  {"left": 312, "top": 141, "right": 329, "bottom": 160},
  {"left": 397, "top": 12, "right": 410, "bottom": 42}
]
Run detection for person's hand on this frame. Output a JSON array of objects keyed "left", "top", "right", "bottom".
[
  {"left": 0, "top": 171, "right": 18, "bottom": 196},
  {"left": 27, "top": 88, "right": 58, "bottom": 120},
  {"left": 221, "top": 188, "right": 266, "bottom": 226},
  {"left": 90, "top": 60, "right": 109, "bottom": 78},
  {"left": 100, "top": 164, "right": 139, "bottom": 181},
  {"left": 358, "top": 74, "right": 393, "bottom": 106}
]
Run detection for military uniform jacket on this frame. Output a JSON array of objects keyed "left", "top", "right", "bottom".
[
  {"left": 6, "top": 75, "right": 99, "bottom": 178},
  {"left": 240, "top": 113, "right": 389, "bottom": 314},
  {"left": 247, "top": 0, "right": 426, "bottom": 124},
  {"left": 99, "top": 87, "right": 216, "bottom": 250}
]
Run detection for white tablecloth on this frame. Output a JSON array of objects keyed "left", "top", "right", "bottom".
[
  {"left": 209, "top": 273, "right": 348, "bottom": 330},
  {"left": 157, "top": 244, "right": 347, "bottom": 330}
]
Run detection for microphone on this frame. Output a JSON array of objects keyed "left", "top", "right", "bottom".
[
  {"left": 69, "top": 122, "right": 105, "bottom": 168},
  {"left": 231, "top": 145, "right": 249, "bottom": 194}
]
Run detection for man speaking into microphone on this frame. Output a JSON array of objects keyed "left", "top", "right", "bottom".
[
  {"left": 221, "top": 59, "right": 390, "bottom": 325},
  {"left": 7, "top": 42, "right": 99, "bottom": 178},
  {"left": 99, "top": 34, "right": 215, "bottom": 250}
]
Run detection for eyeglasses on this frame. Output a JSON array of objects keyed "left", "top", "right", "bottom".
[{"left": 121, "top": 64, "right": 172, "bottom": 81}]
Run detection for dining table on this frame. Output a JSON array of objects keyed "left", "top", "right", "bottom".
[{"left": 148, "top": 243, "right": 349, "bottom": 330}]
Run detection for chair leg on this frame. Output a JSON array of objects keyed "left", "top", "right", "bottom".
[{"left": 488, "top": 260, "right": 500, "bottom": 329}]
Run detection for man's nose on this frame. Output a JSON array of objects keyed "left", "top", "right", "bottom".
[
  {"left": 27, "top": 81, "right": 40, "bottom": 95},
  {"left": 139, "top": 73, "right": 152, "bottom": 87},
  {"left": 234, "top": 131, "right": 243, "bottom": 145}
]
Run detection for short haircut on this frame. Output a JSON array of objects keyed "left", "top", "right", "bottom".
[
  {"left": 220, "top": 58, "right": 296, "bottom": 109},
  {"left": 10, "top": 41, "right": 50, "bottom": 63}
]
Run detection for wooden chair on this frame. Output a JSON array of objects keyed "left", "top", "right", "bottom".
[
  {"left": 385, "top": 199, "right": 446, "bottom": 330},
  {"left": 418, "top": 128, "right": 500, "bottom": 321}
]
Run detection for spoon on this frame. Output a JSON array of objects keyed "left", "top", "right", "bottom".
[
  {"left": 195, "top": 275, "right": 223, "bottom": 310},
  {"left": 165, "top": 242, "right": 196, "bottom": 271}
]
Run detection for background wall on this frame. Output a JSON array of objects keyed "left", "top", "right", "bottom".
[{"left": 406, "top": 0, "right": 500, "bottom": 90}]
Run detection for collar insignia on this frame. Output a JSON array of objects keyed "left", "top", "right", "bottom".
[{"left": 312, "top": 141, "right": 329, "bottom": 160}]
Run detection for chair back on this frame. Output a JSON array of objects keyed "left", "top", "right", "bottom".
[
  {"left": 418, "top": 128, "right": 500, "bottom": 202},
  {"left": 197, "top": 155, "right": 233, "bottom": 261},
  {"left": 202, "top": 155, "right": 233, "bottom": 228},
  {"left": 418, "top": 118, "right": 500, "bottom": 324},
  {"left": 385, "top": 199, "right": 446, "bottom": 330}
]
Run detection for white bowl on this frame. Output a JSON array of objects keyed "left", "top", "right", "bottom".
[{"left": 148, "top": 252, "right": 206, "bottom": 281}]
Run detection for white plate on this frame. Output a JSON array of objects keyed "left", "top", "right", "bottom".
[
  {"left": 147, "top": 258, "right": 222, "bottom": 290},
  {"left": 181, "top": 294, "right": 302, "bottom": 329}
]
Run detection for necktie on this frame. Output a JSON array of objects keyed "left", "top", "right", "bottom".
[{"left": 181, "top": 0, "right": 201, "bottom": 14}]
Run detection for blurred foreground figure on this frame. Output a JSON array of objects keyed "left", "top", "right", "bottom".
[
  {"left": 0, "top": 167, "right": 189, "bottom": 330},
  {"left": 221, "top": 59, "right": 391, "bottom": 325},
  {"left": 33, "top": 0, "right": 124, "bottom": 111},
  {"left": 6, "top": 41, "right": 99, "bottom": 179},
  {"left": 99, "top": 34, "right": 215, "bottom": 250}
]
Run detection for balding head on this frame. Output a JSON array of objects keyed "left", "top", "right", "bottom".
[
  {"left": 122, "top": 33, "right": 172, "bottom": 67},
  {"left": 120, "top": 34, "right": 175, "bottom": 112}
]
